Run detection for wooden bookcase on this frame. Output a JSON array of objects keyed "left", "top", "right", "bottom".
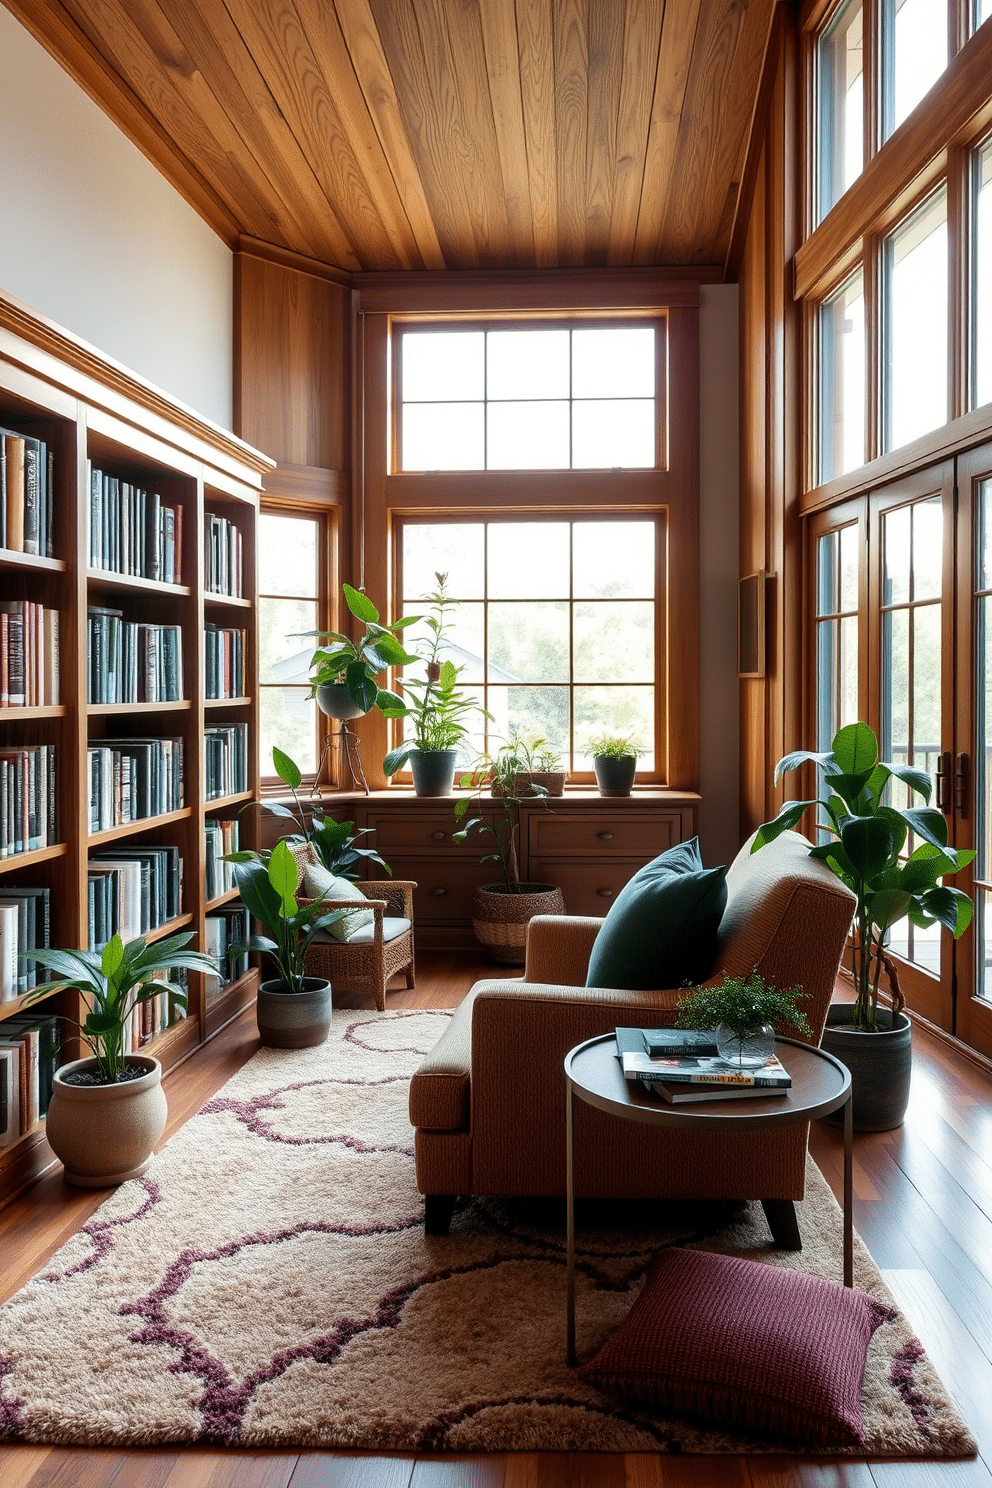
[{"left": 0, "top": 291, "right": 272, "bottom": 1205}]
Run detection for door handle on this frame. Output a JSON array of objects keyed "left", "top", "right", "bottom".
[
  {"left": 935, "top": 751, "right": 952, "bottom": 814},
  {"left": 955, "top": 753, "right": 969, "bottom": 818}
]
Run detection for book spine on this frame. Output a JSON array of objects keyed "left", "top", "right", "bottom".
[{"left": 638, "top": 1069, "right": 791, "bottom": 1087}]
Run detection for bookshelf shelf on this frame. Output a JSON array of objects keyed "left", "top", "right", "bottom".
[
  {"left": 0, "top": 290, "right": 272, "bottom": 1201},
  {"left": 205, "top": 886, "right": 242, "bottom": 912}
]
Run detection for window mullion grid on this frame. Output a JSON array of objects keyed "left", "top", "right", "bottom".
[{"left": 568, "top": 521, "right": 575, "bottom": 774}]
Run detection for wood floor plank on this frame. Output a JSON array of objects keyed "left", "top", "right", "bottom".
[
  {"left": 410, "top": 1454, "right": 516, "bottom": 1486},
  {"left": 287, "top": 1450, "right": 413, "bottom": 1486},
  {"left": 745, "top": 1463, "right": 876, "bottom": 1488}
]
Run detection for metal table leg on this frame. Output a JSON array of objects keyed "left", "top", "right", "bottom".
[
  {"left": 843, "top": 1089, "right": 853, "bottom": 1287},
  {"left": 566, "top": 1081, "right": 576, "bottom": 1366}
]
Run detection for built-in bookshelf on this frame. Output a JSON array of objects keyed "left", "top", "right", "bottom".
[{"left": 0, "top": 290, "right": 271, "bottom": 1202}]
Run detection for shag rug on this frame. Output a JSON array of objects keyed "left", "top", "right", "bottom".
[{"left": 0, "top": 1009, "right": 977, "bottom": 1455}]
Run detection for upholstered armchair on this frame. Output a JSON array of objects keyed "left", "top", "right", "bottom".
[{"left": 409, "top": 830, "right": 856, "bottom": 1234}]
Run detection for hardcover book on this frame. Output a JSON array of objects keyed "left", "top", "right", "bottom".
[{"left": 621, "top": 1050, "right": 792, "bottom": 1087}]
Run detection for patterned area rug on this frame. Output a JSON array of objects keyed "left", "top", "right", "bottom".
[{"left": 0, "top": 1009, "right": 977, "bottom": 1454}]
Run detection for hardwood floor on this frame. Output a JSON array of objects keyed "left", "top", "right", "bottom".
[{"left": 1, "top": 952, "right": 990, "bottom": 1487}]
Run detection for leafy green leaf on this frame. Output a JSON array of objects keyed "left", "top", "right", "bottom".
[
  {"left": 900, "top": 807, "right": 949, "bottom": 851},
  {"left": 383, "top": 744, "right": 415, "bottom": 776},
  {"left": 831, "top": 721, "right": 879, "bottom": 776},
  {"left": 101, "top": 935, "right": 126, "bottom": 980},
  {"left": 268, "top": 839, "right": 300, "bottom": 919},
  {"left": 749, "top": 800, "right": 816, "bottom": 851},
  {"left": 919, "top": 885, "right": 974, "bottom": 936},
  {"left": 272, "top": 746, "right": 302, "bottom": 790},
  {"left": 866, "top": 887, "right": 913, "bottom": 930},
  {"left": 882, "top": 761, "right": 933, "bottom": 802},
  {"left": 343, "top": 583, "right": 379, "bottom": 624},
  {"left": 773, "top": 748, "right": 834, "bottom": 783},
  {"left": 345, "top": 662, "right": 378, "bottom": 714},
  {"left": 840, "top": 816, "right": 895, "bottom": 877}
]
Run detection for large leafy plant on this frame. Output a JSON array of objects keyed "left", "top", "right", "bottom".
[
  {"left": 753, "top": 721, "right": 974, "bottom": 1031},
  {"left": 25, "top": 932, "right": 217, "bottom": 1084},
  {"left": 250, "top": 747, "right": 390, "bottom": 880},
  {"left": 454, "top": 736, "right": 552, "bottom": 892},
  {"left": 305, "top": 583, "right": 420, "bottom": 715}
]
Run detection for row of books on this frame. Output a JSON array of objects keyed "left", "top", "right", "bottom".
[
  {"left": 87, "top": 465, "right": 184, "bottom": 583},
  {"left": 128, "top": 970, "right": 188, "bottom": 1051},
  {"left": 616, "top": 1025, "right": 793, "bottom": 1104},
  {"left": 204, "top": 723, "right": 248, "bottom": 801},
  {"left": 0, "top": 601, "right": 59, "bottom": 707},
  {"left": 204, "top": 906, "right": 249, "bottom": 1000},
  {"left": 87, "top": 846, "right": 183, "bottom": 951},
  {"left": 87, "top": 609, "right": 184, "bottom": 704},
  {"left": 0, "top": 1013, "right": 60, "bottom": 1144},
  {"left": 0, "top": 886, "right": 51, "bottom": 998},
  {"left": 204, "top": 625, "right": 246, "bottom": 699},
  {"left": 0, "top": 746, "right": 56, "bottom": 858},
  {"left": 1, "top": 426, "right": 54, "bottom": 558},
  {"left": 205, "top": 513, "right": 243, "bottom": 597},
  {"left": 87, "top": 737, "right": 184, "bottom": 832},
  {"left": 205, "top": 816, "right": 241, "bottom": 900}
]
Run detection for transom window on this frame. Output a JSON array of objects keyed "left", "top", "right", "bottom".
[
  {"left": 883, "top": 188, "right": 948, "bottom": 451},
  {"left": 816, "top": 0, "right": 864, "bottom": 224},
  {"left": 974, "top": 136, "right": 992, "bottom": 409},
  {"left": 258, "top": 510, "right": 322, "bottom": 777},
  {"left": 396, "top": 517, "right": 661, "bottom": 775},
  {"left": 396, "top": 323, "right": 658, "bottom": 472}
]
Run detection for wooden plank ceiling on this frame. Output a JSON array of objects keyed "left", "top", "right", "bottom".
[{"left": 6, "top": 0, "right": 777, "bottom": 275}]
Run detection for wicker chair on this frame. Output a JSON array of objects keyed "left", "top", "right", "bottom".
[{"left": 289, "top": 845, "right": 417, "bottom": 1012}]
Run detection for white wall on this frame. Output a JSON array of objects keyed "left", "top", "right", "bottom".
[
  {"left": 0, "top": 8, "right": 233, "bottom": 429},
  {"left": 698, "top": 283, "right": 740, "bottom": 868}
]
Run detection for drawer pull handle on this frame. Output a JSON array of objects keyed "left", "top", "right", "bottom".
[
  {"left": 430, "top": 830, "right": 446, "bottom": 841},
  {"left": 432, "top": 886, "right": 448, "bottom": 897},
  {"left": 597, "top": 831, "right": 614, "bottom": 841},
  {"left": 598, "top": 888, "right": 615, "bottom": 899}
]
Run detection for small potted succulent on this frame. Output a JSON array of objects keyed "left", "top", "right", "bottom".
[
  {"left": 487, "top": 732, "right": 567, "bottom": 798},
  {"left": 305, "top": 583, "right": 421, "bottom": 719},
  {"left": 588, "top": 734, "right": 639, "bottom": 797},
  {"left": 674, "top": 971, "right": 813, "bottom": 1068}
]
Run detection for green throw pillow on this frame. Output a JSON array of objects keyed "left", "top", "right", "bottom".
[
  {"left": 303, "top": 861, "right": 375, "bottom": 942},
  {"left": 585, "top": 838, "right": 727, "bottom": 991}
]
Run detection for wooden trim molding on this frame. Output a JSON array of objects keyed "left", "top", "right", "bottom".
[
  {"left": 261, "top": 464, "right": 349, "bottom": 507},
  {"left": 236, "top": 238, "right": 354, "bottom": 289},
  {"left": 354, "top": 269, "right": 707, "bottom": 315}
]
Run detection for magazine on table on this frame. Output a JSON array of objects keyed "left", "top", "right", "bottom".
[{"left": 619, "top": 1048, "right": 792, "bottom": 1088}]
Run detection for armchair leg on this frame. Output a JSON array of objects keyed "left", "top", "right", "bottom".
[
  {"left": 424, "top": 1194, "right": 456, "bottom": 1235},
  {"left": 761, "top": 1198, "right": 802, "bottom": 1250}
]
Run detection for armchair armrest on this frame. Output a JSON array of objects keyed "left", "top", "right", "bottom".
[
  {"left": 524, "top": 915, "right": 604, "bottom": 986},
  {"left": 354, "top": 879, "right": 416, "bottom": 918},
  {"left": 298, "top": 894, "right": 386, "bottom": 944}
]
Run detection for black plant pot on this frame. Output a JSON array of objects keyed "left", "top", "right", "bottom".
[
  {"left": 315, "top": 683, "right": 366, "bottom": 721},
  {"left": 819, "top": 1003, "right": 912, "bottom": 1131},
  {"left": 593, "top": 755, "right": 637, "bottom": 797},
  {"left": 409, "top": 748, "right": 459, "bottom": 797}
]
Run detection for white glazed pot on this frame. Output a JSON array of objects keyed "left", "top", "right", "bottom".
[{"left": 45, "top": 1055, "right": 167, "bottom": 1188}]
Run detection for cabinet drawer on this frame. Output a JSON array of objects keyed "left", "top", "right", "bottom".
[
  {"left": 360, "top": 809, "right": 461, "bottom": 853},
  {"left": 530, "top": 858, "right": 643, "bottom": 917},
  {"left": 528, "top": 810, "right": 690, "bottom": 857},
  {"left": 381, "top": 856, "right": 494, "bottom": 923}
]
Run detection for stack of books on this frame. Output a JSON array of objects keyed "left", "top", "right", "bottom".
[{"left": 615, "top": 1025, "right": 791, "bottom": 1103}]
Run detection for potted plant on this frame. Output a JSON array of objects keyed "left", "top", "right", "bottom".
[
  {"left": 381, "top": 573, "right": 489, "bottom": 796},
  {"left": 23, "top": 931, "right": 218, "bottom": 1186},
  {"left": 588, "top": 734, "right": 638, "bottom": 797},
  {"left": 247, "top": 746, "right": 391, "bottom": 879},
  {"left": 224, "top": 837, "right": 359, "bottom": 1048},
  {"left": 487, "top": 731, "right": 567, "bottom": 798},
  {"left": 752, "top": 720, "right": 974, "bottom": 1128},
  {"left": 305, "top": 582, "right": 421, "bottom": 719},
  {"left": 675, "top": 971, "right": 813, "bottom": 1068},
  {"left": 453, "top": 749, "right": 564, "bottom": 964}
]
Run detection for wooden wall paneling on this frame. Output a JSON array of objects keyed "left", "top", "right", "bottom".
[
  {"left": 583, "top": 0, "right": 623, "bottom": 268},
  {"left": 605, "top": 0, "right": 662, "bottom": 267},
  {"left": 551, "top": 0, "right": 588, "bottom": 269},
  {"left": 666, "top": 304, "right": 701, "bottom": 790},
  {"left": 630, "top": 0, "right": 698, "bottom": 266},
  {"left": 476, "top": 0, "right": 537, "bottom": 270},
  {"left": 514, "top": 0, "right": 560, "bottom": 269}
]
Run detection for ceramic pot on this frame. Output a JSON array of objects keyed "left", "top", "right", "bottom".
[
  {"left": 45, "top": 1055, "right": 167, "bottom": 1188},
  {"left": 593, "top": 755, "right": 637, "bottom": 797},
  {"left": 315, "top": 683, "right": 366, "bottom": 721},
  {"left": 472, "top": 883, "right": 565, "bottom": 965},
  {"left": 819, "top": 1004, "right": 912, "bottom": 1131},
  {"left": 257, "top": 977, "right": 332, "bottom": 1048},
  {"left": 409, "top": 748, "right": 459, "bottom": 797}
]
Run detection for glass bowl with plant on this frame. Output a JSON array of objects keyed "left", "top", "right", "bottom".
[{"left": 674, "top": 970, "right": 813, "bottom": 1068}]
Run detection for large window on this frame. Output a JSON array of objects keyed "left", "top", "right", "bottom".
[
  {"left": 883, "top": 189, "right": 948, "bottom": 452},
  {"left": 819, "top": 268, "right": 866, "bottom": 480},
  {"left": 258, "top": 510, "right": 322, "bottom": 778},
  {"left": 974, "top": 136, "right": 992, "bottom": 409},
  {"left": 882, "top": 0, "right": 947, "bottom": 140},
  {"left": 396, "top": 517, "right": 660, "bottom": 775},
  {"left": 816, "top": 0, "right": 864, "bottom": 223},
  {"left": 398, "top": 324, "right": 658, "bottom": 472}
]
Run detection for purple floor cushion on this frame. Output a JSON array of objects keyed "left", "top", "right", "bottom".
[{"left": 578, "top": 1247, "right": 892, "bottom": 1446}]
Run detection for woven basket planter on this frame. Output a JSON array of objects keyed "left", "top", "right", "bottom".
[
  {"left": 472, "top": 882, "right": 565, "bottom": 965},
  {"left": 490, "top": 771, "right": 567, "bottom": 798}
]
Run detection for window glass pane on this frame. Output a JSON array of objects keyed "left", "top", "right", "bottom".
[
  {"left": 258, "top": 514, "right": 317, "bottom": 596},
  {"left": 487, "top": 524, "right": 570, "bottom": 598},
  {"left": 840, "top": 523, "right": 859, "bottom": 610},
  {"left": 980, "top": 479, "right": 992, "bottom": 591},
  {"left": 572, "top": 328, "right": 655, "bottom": 398},
  {"left": 819, "top": 269, "right": 865, "bottom": 481},
  {"left": 977, "top": 0, "right": 992, "bottom": 29},
  {"left": 487, "top": 401, "right": 570, "bottom": 469},
  {"left": 574, "top": 602, "right": 654, "bottom": 682},
  {"left": 487, "top": 330, "right": 569, "bottom": 399},
  {"left": 486, "top": 685, "right": 570, "bottom": 757},
  {"left": 817, "top": 530, "right": 840, "bottom": 615},
  {"left": 572, "top": 400, "right": 655, "bottom": 468},
  {"left": 883, "top": 607, "right": 910, "bottom": 765},
  {"left": 884, "top": 190, "right": 948, "bottom": 452},
  {"left": 573, "top": 522, "right": 654, "bottom": 597},
  {"left": 400, "top": 600, "right": 486, "bottom": 685},
  {"left": 574, "top": 685, "right": 655, "bottom": 770},
  {"left": 841, "top": 615, "right": 859, "bottom": 722},
  {"left": 259, "top": 598, "right": 317, "bottom": 685},
  {"left": 488, "top": 602, "right": 569, "bottom": 681},
  {"left": 913, "top": 497, "right": 943, "bottom": 600},
  {"left": 403, "top": 523, "right": 485, "bottom": 600},
  {"left": 884, "top": 505, "right": 912, "bottom": 604},
  {"left": 973, "top": 138, "right": 992, "bottom": 410},
  {"left": 402, "top": 403, "right": 484, "bottom": 470},
  {"left": 402, "top": 331, "right": 484, "bottom": 401},
  {"left": 816, "top": 0, "right": 864, "bottom": 222},
  {"left": 260, "top": 689, "right": 316, "bottom": 778},
  {"left": 913, "top": 603, "right": 942, "bottom": 752},
  {"left": 884, "top": 0, "right": 948, "bottom": 140}
]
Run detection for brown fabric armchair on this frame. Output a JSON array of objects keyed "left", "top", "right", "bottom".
[{"left": 409, "top": 830, "right": 855, "bottom": 1235}]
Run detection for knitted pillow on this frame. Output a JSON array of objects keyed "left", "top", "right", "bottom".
[
  {"left": 302, "top": 861, "right": 374, "bottom": 942},
  {"left": 578, "top": 1248, "right": 890, "bottom": 1446}
]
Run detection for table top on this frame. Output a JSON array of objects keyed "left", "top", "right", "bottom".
[{"left": 564, "top": 1033, "right": 851, "bottom": 1130}]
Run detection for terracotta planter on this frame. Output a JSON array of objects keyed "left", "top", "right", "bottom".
[
  {"left": 472, "top": 883, "right": 565, "bottom": 965},
  {"left": 819, "top": 1004, "right": 912, "bottom": 1131},
  {"left": 315, "top": 683, "right": 366, "bottom": 721},
  {"left": 593, "top": 755, "right": 637, "bottom": 797},
  {"left": 409, "top": 748, "right": 459, "bottom": 796},
  {"left": 257, "top": 977, "right": 332, "bottom": 1048},
  {"left": 490, "top": 771, "right": 567, "bottom": 798},
  {"left": 45, "top": 1055, "right": 167, "bottom": 1188}
]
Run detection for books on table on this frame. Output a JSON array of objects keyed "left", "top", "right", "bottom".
[{"left": 614, "top": 1025, "right": 791, "bottom": 1103}]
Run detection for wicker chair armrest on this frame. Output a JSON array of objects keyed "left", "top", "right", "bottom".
[
  {"left": 355, "top": 879, "right": 417, "bottom": 918},
  {"left": 297, "top": 894, "right": 385, "bottom": 942}
]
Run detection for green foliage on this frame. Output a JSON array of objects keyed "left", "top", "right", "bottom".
[
  {"left": 588, "top": 733, "right": 639, "bottom": 760},
  {"left": 304, "top": 583, "right": 421, "bottom": 715},
  {"left": 25, "top": 932, "right": 217, "bottom": 1084},
  {"left": 253, "top": 746, "right": 391, "bottom": 880},
  {"left": 752, "top": 720, "right": 975, "bottom": 1031},
  {"left": 675, "top": 971, "right": 812, "bottom": 1044},
  {"left": 381, "top": 574, "right": 490, "bottom": 775},
  {"left": 453, "top": 734, "right": 553, "bottom": 891}
]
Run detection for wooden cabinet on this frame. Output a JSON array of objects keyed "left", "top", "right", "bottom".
[
  {"left": 0, "top": 292, "right": 271, "bottom": 1202},
  {"left": 347, "top": 790, "right": 700, "bottom": 949}
]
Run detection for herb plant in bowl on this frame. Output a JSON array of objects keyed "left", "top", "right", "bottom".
[
  {"left": 675, "top": 971, "right": 813, "bottom": 1068},
  {"left": 588, "top": 734, "right": 639, "bottom": 797}
]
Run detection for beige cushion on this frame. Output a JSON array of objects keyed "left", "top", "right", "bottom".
[
  {"left": 303, "top": 862, "right": 374, "bottom": 941},
  {"left": 311, "top": 916, "right": 411, "bottom": 945}
]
